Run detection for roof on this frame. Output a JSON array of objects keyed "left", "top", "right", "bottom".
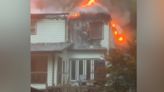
[
  {"left": 68, "top": 3, "right": 111, "bottom": 21},
  {"left": 74, "top": 3, "right": 109, "bottom": 14},
  {"left": 31, "top": 42, "right": 72, "bottom": 52},
  {"left": 31, "top": 13, "right": 69, "bottom": 20}
]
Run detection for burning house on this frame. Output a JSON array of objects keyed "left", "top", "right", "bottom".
[{"left": 31, "top": 0, "right": 114, "bottom": 91}]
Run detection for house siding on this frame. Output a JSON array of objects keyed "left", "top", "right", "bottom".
[
  {"left": 101, "top": 24, "right": 110, "bottom": 49},
  {"left": 68, "top": 51, "right": 104, "bottom": 59},
  {"left": 31, "top": 19, "right": 66, "bottom": 43},
  {"left": 31, "top": 14, "right": 112, "bottom": 88}
]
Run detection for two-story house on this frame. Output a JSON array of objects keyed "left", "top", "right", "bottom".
[{"left": 31, "top": 5, "right": 113, "bottom": 90}]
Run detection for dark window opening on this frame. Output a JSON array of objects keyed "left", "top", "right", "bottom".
[
  {"left": 31, "top": 21, "right": 37, "bottom": 35},
  {"left": 31, "top": 54, "right": 48, "bottom": 84},
  {"left": 68, "top": 20, "right": 104, "bottom": 48},
  {"left": 94, "top": 60, "right": 106, "bottom": 82},
  {"left": 79, "top": 60, "right": 83, "bottom": 75},
  {"left": 71, "top": 60, "right": 76, "bottom": 80},
  {"left": 88, "top": 22, "right": 103, "bottom": 40},
  {"left": 86, "top": 60, "right": 91, "bottom": 80},
  {"left": 57, "top": 57, "right": 63, "bottom": 84}
]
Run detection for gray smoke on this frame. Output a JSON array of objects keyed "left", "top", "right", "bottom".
[
  {"left": 31, "top": 0, "right": 136, "bottom": 28},
  {"left": 100, "top": 0, "right": 135, "bottom": 27},
  {"left": 31, "top": 0, "right": 80, "bottom": 13}
]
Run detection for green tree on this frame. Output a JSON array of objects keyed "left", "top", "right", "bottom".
[
  {"left": 99, "top": 0, "right": 136, "bottom": 92},
  {"left": 105, "top": 39, "right": 136, "bottom": 92}
]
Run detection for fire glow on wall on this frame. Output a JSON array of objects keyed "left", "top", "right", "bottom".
[{"left": 110, "top": 21, "right": 127, "bottom": 45}]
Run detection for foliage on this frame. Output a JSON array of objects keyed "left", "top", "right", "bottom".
[
  {"left": 105, "top": 40, "right": 136, "bottom": 92},
  {"left": 98, "top": 1, "right": 137, "bottom": 91}
]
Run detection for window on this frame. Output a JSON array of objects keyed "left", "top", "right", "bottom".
[
  {"left": 71, "top": 60, "right": 76, "bottom": 80},
  {"left": 94, "top": 60, "right": 106, "bottom": 81},
  {"left": 31, "top": 21, "right": 37, "bottom": 35},
  {"left": 31, "top": 54, "right": 48, "bottom": 84},
  {"left": 86, "top": 60, "right": 91, "bottom": 80},
  {"left": 57, "top": 57, "right": 63, "bottom": 84},
  {"left": 79, "top": 60, "right": 83, "bottom": 76},
  {"left": 70, "top": 59, "right": 95, "bottom": 81},
  {"left": 88, "top": 22, "right": 103, "bottom": 40}
]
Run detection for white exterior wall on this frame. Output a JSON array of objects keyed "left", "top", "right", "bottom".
[
  {"left": 68, "top": 51, "right": 104, "bottom": 59},
  {"left": 31, "top": 19, "right": 66, "bottom": 43},
  {"left": 101, "top": 24, "right": 110, "bottom": 49}
]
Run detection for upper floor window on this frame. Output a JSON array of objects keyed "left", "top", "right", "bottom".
[
  {"left": 88, "top": 22, "right": 103, "bottom": 40},
  {"left": 31, "top": 21, "right": 37, "bottom": 35}
]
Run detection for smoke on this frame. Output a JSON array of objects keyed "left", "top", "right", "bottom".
[
  {"left": 100, "top": 0, "right": 136, "bottom": 28},
  {"left": 99, "top": 0, "right": 136, "bottom": 46},
  {"left": 31, "top": 0, "right": 81, "bottom": 13},
  {"left": 31, "top": 0, "right": 136, "bottom": 28},
  {"left": 31, "top": 0, "right": 108, "bottom": 13}
]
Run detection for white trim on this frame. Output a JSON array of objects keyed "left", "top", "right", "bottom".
[
  {"left": 83, "top": 60, "right": 85, "bottom": 78},
  {"left": 76, "top": 60, "right": 79, "bottom": 80},
  {"left": 61, "top": 59, "right": 64, "bottom": 85},
  {"left": 31, "top": 84, "right": 46, "bottom": 90},
  {"left": 91, "top": 59, "right": 94, "bottom": 80},
  {"left": 69, "top": 59, "right": 96, "bottom": 81},
  {"left": 54, "top": 55, "right": 58, "bottom": 86},
  {"left": 47, "top": 55, "right": 53, "bottom": 86},
  {"left": 56, "top": 57, "right": 63, "bottom": 85},
  {"left": 70, "top": 60, "right": 72, "bottom": 81},
  {"left": 84, "top": 59, "right": 87, "bottom": 80}
]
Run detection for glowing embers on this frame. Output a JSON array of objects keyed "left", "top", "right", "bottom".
[
  {"left": 81, "top": 0, "right": 96, "bottom": 8},
  {"left": 68, "top": 12, "right": 80, "bottom": 19},
  {"left": 110, "top": 21, "right": 126, "bottom": 44},
  {"left": 117, "top": 34, "right": 126, "bottom": 43},
  {"left": 114, "top": 30, "right": 118, "bottom": 35},
  {"left": 114, "top": 31, "right": 126, "bottom": 44}
]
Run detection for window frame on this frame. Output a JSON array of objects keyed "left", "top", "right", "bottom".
[
  {"left": 69, "top": 58, "right": 96, "bottom": 81},
  {"left": 31, "top": 21, "right": 37, "bottom": 35},
  {"left": 31, "top": 54, "right": 48, "bottom": 84},
  {"left": 88, "top": 21, "right": 104, "bottom": 40}
]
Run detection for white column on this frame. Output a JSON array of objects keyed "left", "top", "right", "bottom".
[
  {"left": 53, "top": 55, "right": 58, "bottom": 86},
  {"left": 66, "top": 59, "right": 70, "bottom": 84},
  {"left": 76, "top": 60, "right": 79, "bottom": 80},
  {"left": 91, "top": 59, "right": 94, "bottom": 80},
  {"left": 70, "top": 60, "right": 72, "bottom": 81},
  {"left": 47, "top": 55, "right": 53, "bottom": 86},
  {"left": 84, "top": 59, "right": 87, "bottom": 80}
]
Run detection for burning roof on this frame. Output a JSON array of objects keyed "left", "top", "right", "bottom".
[
  {"left": 68, "top": 0, "right": 111, "bottom": 20},
  {"left": 75, "top": 3, "right": 109, "bottom": 14},
  {"left": 31, "top": 0, "right": 111, "bottom": 22}
]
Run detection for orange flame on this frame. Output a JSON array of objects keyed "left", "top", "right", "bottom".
[
  {"left": 117, "top": 34, "right": 126, "bottom": 43},
  {"left": 109, "top": 20, "right": 127, "bottom": 44},
  {"left": 68, "top": 12, "right": 80, "bottom": 19},
  {"left": 81, "top": 0, "right": 96, "bottom": 7}
]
